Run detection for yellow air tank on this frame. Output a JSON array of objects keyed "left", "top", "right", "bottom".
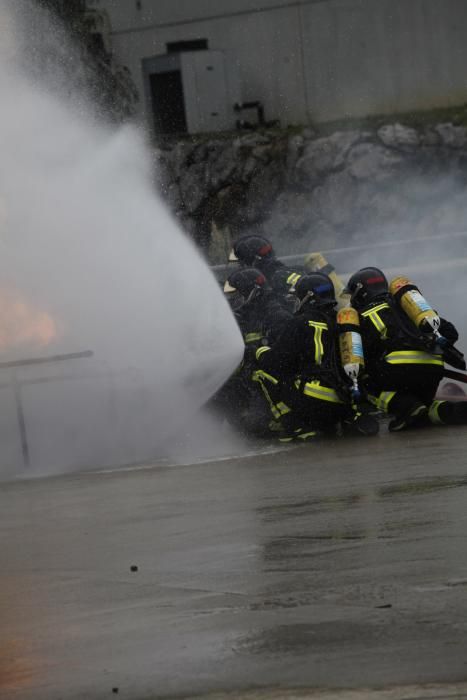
[
  {"left": 337, "top": 307, "right": 364, "bottom": 397},
  {"left": 304, "top": 252, "right": 347, "bottom": 306},
  {"left": 389, "top": 276, "right": 441, "bottom": 333}
]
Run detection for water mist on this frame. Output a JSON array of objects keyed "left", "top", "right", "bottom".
[{"left": 0, "top": 2, "right": 243, "bottom": 476}]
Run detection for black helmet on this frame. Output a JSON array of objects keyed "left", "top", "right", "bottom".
[
  {"left": 223, "top": 267, "right": 267, "bottom": 311},
  {"left": 293, "top": 272, "right": 336, "bottom": 312},
  {"left": 270, "top": 269, "right": 302, "bottom": 296},
  {"left": 229, "top": 235, "right": 275, "bottom": 266},
  {"left": 344, "top": 267, "right": 388, "bottom": 309}
]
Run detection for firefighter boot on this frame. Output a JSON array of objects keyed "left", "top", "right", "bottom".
[
  {"left": 388, "top": 397, "right": 428, "bottom": 432},
  {"left": 342, "top": 406, "right": 379, "bottom": 437},
  {"left": 429, "top": 400, "right": 467, "bottom": 425}
]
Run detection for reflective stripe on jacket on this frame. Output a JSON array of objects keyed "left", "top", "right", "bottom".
[{"left": 384, "top": 350, "right": 443, "bottom": 366}]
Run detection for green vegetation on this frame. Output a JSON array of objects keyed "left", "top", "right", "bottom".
[
  {"left": 156, "top": 102, "right": 467, "bottom": 148},
  {"left": 309, "top": 102, "right": 467, "bottom": 136}
]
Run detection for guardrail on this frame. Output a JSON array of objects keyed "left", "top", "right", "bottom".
[
  {"left": 211, "top": 230, "right": 467, "bottom": 281},
  {"left": 0, "top": 351, "right": 94, "bottom": 468}
]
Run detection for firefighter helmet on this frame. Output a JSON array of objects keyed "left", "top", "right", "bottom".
[
  {"left": 223, "top": 267, "right": 267, "bottom": 311},
  {"left": 344, "top": 267, "right": 389, "bottom": 309},
  {"left": 293, "top": 272, "right": 337, "bottom": 311},
  {"left": 229, "top": 235, "right": 275, "bottom": 265}
]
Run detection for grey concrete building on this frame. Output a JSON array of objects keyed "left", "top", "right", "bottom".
[{"left": 86, "top": 0, "right": 467, "bottom": 135}]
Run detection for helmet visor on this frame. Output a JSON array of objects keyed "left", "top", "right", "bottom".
[{"left": 223, "top": 279, "right": 238, "bottom": 293}]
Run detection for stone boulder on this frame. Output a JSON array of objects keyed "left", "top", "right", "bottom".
[
  {"left": 346, "top": 142, "right": 405, "bottom": 182},
  {"left": 377, "top": 123, "right": 420, "bottom": 150},
  {"left": 293, "top": 130, "right": 361, "bottom": 185}
]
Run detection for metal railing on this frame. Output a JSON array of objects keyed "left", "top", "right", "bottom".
[
  {"left": 0, "top": 351, "right": 93, "bottom": 468},
  {"left": 211, "top": 230, "right": 467, "bottom": 281}
]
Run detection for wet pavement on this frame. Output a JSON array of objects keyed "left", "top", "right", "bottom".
[{"left": 2, "top": 427, "right": 467, "bottom": 699}]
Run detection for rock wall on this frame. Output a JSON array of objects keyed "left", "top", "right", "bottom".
[{"left": 155, "top": 123, "right": 467, "bottom": 262}]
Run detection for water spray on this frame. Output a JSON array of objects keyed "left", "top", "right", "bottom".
[{"left": 0, "top": 1, "right": 243, "bottom": 475}]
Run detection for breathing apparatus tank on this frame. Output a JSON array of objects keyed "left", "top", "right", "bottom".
[
  {"left": 389, "top": 276, "right": 466, "bottom": 370},
  {"left": 304, "top": 252, "right": 348, "bottom": 307},
  {"left": 337, "top": 306, "right": 364, "bottom": 400},
  {"left": 389, "top": 276, "right": 441, "bottom": 334}
]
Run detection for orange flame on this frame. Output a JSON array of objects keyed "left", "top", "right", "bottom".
[
  {"left": 0, "top": 640, "right": 41, "bottom": 693},
  {"left": 0, "top": 290, "right": 57, "bottom": 351}
]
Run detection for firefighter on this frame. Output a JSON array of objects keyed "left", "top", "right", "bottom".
[
  {"left": 229, "top": 235, "right": 284, "bottom": 279},
  {"left": 224, "top": 267, "right": 292, "bottom": 347},
  {"left": 229, "top": 233, "right": 303, "bottom": 297},
  {"left": 211, "top": 267, "right": 292, "bottom": 436},
  {"left": 344, "top": 267, "right": 467, "bottom": 431},
  {"left": 228, "top": 235, "right": 349, "bottom": 309},
  {"left": 255, "top": 272, "right": 379, "bottom": 441}
]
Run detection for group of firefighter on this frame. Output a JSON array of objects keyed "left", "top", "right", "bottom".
[{"left": 213, "top": 234, "right": 467, "bottom": 442}]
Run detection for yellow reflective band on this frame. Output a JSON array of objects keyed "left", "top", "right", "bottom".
[
  {"left": 303, "top": 381, "right": 344, "bottom": 403},
  {"left": 245, "top": 332, "right": 262, "bottom": 344},
  {"left": 297, "top": 431, "right": 317, "bottom": 440},
  {"left": 361, "top": 302, "right": 390, "bottom": 316},
  {"left": 255, "top": 345, "right": 271, "bottom": 360},
  {"left": 376, "top": 390, "right": 396, "bottom": 413},
  {"left": 314, "top": 327, "right": 324, "bottom": 364},
  {"left": 308, "top": 321, "right": 327, "bottom": 364},
  {"left": 361, "top": 309, "right": 386, "bottom": 334},
  {"left": 252, "top": 369, "right": 278, "bottom": 385},
  {"left": 385, "top": 351, "right": 444, "bottom": 366},
  {"left": 361, "top": 303, "right": 390, "bottom": 337},
  {"left": 287, "top": 272, "right": 301, "bottom": 286},
  {"left": 252, "top": 372, "right": 290, "bottom": 419},
  {"left": 429, "top": 400, "right": 445, "bottom": 425},
  {"left": 253, "top": 373, "right": 280, "bottom": 418}
]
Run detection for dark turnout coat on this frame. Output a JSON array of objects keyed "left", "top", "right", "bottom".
[{"left": 256, "top": 306, "right": 348, "bottom": 409}]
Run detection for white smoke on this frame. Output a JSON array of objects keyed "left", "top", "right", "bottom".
[{"left": 0, "top": 1, "right": 243, "bottom": 477}]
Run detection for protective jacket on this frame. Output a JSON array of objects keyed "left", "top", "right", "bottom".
[
  {"left": 358, "top": 297, "right": 458, "bottom": 370},
  {"left": 256, "top": 307, "right": 346, "bottom": 408},
  {"left": 254, "top": 256, "right": 288, "bottom": 282},
  {"left": 211, "top": 288, "right": 292, "bottom": 436},
  {"left": 356, "top": 295, "right": 461, "bottom": 424},
  {"left": 235, "top": 289, "right": 293, "bottom": 349}
]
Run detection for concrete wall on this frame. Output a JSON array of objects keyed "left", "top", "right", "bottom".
[
  {"left": 301, "top": 0, "right": 467, "bottom": 121},
  {"left": 87, "top": 0, "right": 467, "bottom": 130}
]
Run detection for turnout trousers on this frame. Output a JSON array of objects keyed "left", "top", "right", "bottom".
[{"left": 368, "top": 359, "right": 467, "bottom": 425}]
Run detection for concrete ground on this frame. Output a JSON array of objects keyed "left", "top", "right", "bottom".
[{"left": 2, "top": 426, "right": 467, "bottom": 700}]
